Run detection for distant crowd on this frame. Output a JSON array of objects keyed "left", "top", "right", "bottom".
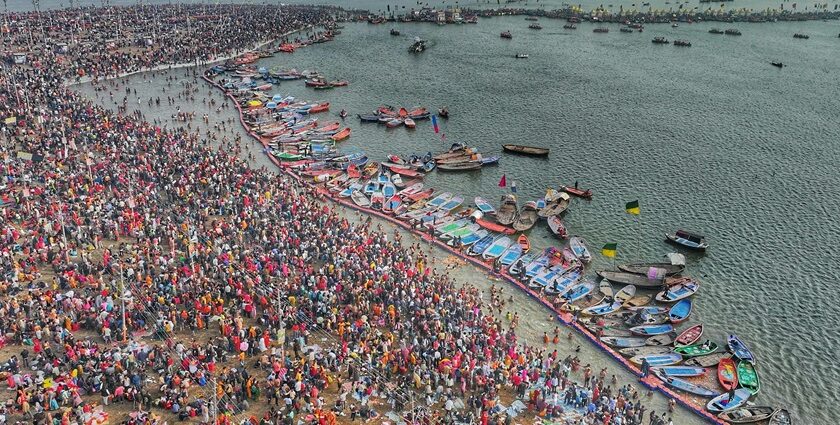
[{"left": 0, "top": 4, "right": 668, "bottom": 425}]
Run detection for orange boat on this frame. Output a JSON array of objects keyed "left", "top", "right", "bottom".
[
  {"left": 407, "top": 188, "right": 434, "bottom": 201},
  {"left": 331, "top": 128, "right": 351, "bottom": 141},
  {"left": 718, "top": 358, "right": 739, "bottom": 391},
  {"left": 408, "top": 107, "right": 428, "bottom": 116},
  {"left": 398, "top": 107, "right": 408, "bottom": 117},
  {"left": 475, "top": 218, "right": 516, "bottom": 235},
  {"left": 309, "top": 102, "right": 330, "bottom": 113},
  {"left": 517, "top": 235, "right": 530, "bottom": 253},
  {"left": 316, "top": 122, "right": 341, "bottom": 133},
  {"left": 388, "top": 166, "right": 423, "bottom": 178}
]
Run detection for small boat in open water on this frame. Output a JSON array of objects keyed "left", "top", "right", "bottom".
[
  {"left": 665, "top": 229, "right": 708, "bottom": 250},
  {"left": 502, "top": 144, "right": 549, "bottom": 156}
]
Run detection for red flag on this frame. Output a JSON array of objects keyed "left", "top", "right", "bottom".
[{"left": 498, "top": 174, "right": 507, "bottom": 188}]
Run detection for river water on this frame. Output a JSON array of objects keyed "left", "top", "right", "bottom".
[{"left": 73, "top": 10, "right": 840, "bottom": 425}]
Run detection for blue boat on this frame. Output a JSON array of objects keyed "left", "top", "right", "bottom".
[
  {"left": 600, "top": 336, "right": 647, "bottom": 348},
  {"left": 483, "top": 236, "right": 512, "bottom": 260},
  {"left": 457, "top": 229, "right": 488, "bottom": 247},
  {"left": 654, "top": 370, "right": 718, "bottom": 397},
  {"left": 382, "top": 183, "right": 396, "bottom": 199},
  {"left": 509, "top": 252, "right": 538, "bottom": 275},
  {"left": 377, "top": 173, "right": 391, "bottom": 185},
  {"left": 668, "top": 299, "right": 693, "bottom": 323},
  {"left": 630, "top": 324, "right": 675, "bottom": 336},
  {"left": 582, "top": 300, "right": 622, "bottom": 316},
  {"left": 552, "top": 267, "right": 583, "bottom": 296},
  {"left": 423, "top": 160, "right": 436, "bottom": 172},
  {"left": 525, "top": 250, "right": 554, "bottom": 278},
  {"left": 530, "top": 264, "right": 565, "bottom": 288},
  {"left": 630, "top": 352, "right": 683, "bottom": 367},
  {"left": 727, "top": 335, "right": 755, "bottom": 364},
  {"left": 480, "top": 156, "right": 500, "bottom": 165},
  {"left": 425, "top": 192, "right": 452, "bottom": 210},
  {"left": 651, "top": 366, "right": 707, "bottom": 377},
  {"left": 358, "top": 114, "right": 380, "bottom": 122},
  {"left": 363, "top": 180, "right": 379, "bottom": 195},
  {"left": 469, "top": 233, "right": 498, "bottom": 256},
  {"left": 707, "top": 388, "right": 752, "bottom": 413},
  {"left": 563, "top": 280, "right": 596, "bottom": 302},
  {"left": 474, "top": 197, "right": 496, "bottom": 215},
  {"left": 339, "top": 182, "right": 362, "bottom": 198},
  {"left": 499, "top": 243, "right": 523, "bottom": 266}
]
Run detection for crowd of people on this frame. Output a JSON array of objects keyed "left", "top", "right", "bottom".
[{"left": 0, "top": 4, "right": 672, "bottom": 425}]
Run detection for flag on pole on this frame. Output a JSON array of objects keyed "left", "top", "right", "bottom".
[
  {"left": 498, "top": 174, "right": 507, "bottom": 188},
  {"left": 601, "top": 243, "right": 617, "bottom": 258},
  {"left": 625, "top": 200, "right": 640, "bottom": 215},
  {"left": 431, "top": 115, "right": 439, "bottom": 134}
]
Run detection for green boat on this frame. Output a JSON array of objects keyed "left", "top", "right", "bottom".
[
  {"left": 673, "top": 340, "right": 719, "bottom": 357},
  {"left": 737, "top": 360, "right": 760, "bottom": 395},
  {"left": 272, "top": 151, "right": 304, "bottom": 161}
]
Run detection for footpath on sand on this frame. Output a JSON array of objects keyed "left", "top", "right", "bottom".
[{"left": 201, "top": 69, "right": 730, "bottom": 425}]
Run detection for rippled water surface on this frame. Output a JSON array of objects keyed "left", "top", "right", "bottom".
[{"left": 76, "top": 14, "right": 840, "bottom": 424}]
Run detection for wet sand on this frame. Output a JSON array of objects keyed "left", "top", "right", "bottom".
[{"left": 77, "top": 64, "right": 703, "bottom": 425}]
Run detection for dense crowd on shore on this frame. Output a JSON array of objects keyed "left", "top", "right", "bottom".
[{"left": 0, "top": 4, "right": 674, "bottom": 425}]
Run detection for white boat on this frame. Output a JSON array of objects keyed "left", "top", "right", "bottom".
[{"left": 569, "top": 236, "right": 592, "bottom": 263}]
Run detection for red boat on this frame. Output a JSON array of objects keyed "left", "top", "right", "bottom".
[
  {"left": 675, "top": 323, "right": 703, "bottom": 346},
  {"left": 388, "top": 166, "right": 423, "bottom": 178},
  {"left": 330, "top": 80, "right": 349, "bottom": 87},
  {"left": 407, "top": 188, "right": 434, "bottom": 202},
  {"left": 305, "top": 79, "right": 328, "bottom": 87},
  {"left": 475, "top": 218, "right": 516, "bottom": 235},
  {"left": 316, "top": 122, "right": 341, "bottom": 133},
  {"left": 278, "top": 43, "right": 296, "bottom": 53},
  {"left": 378, "top": 106, "right": 397, "bottom": 116},
  {"left": 308, "top": 102, "right": 330, "bottom": 113},
  {"left": 718, "top": 358, "right": 739, "bottom": 391},
  {"left": 398, "top": 107, "right": 408, "bottom": 117},
  {"left": 560, "top": 184, "right": 593, "bottom": 199},
  {"left": 347, "top": 164, "right": 361, "bottom": 179}
]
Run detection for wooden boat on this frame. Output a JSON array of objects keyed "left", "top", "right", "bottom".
[
  {"left": 618, "top": 262, "right": 684, "bottom": 276},
  {"left": 475, "top": 197, "right": 496, "bottom": 215},
  {"left": 684, "top": 352, "right": 730, "bottom": 368},
  {"left": 512, "top": 201, "right": 539, "bottom": 231},
  {"left": 675, "top": 324, "right": 703, "bottom": 347},
  {"left": 625, "top": 294, "right": 652, "bottom": 307},
  {"left": 597, "top": 270, "right": 666, "bottom": 289},
  {"left": 397, "top": 182, "right": 423, "bottom": 196},
  {"left": 718, "top": 357, "right": 738, "bottom": 390},
  {"left": 331, "top": 128, "right": 351, "bottom": 141},
  {"left": 769, "top": 409, "right": 791, "bottom": 425},
  {"left": 653, "top": 370, "right": 718, "bottom": 397},
  {"left": 475, "top": 218, "right": 516, "bottom": 235},
  {"left": 727, "top": 335, "right": 755, "bottom": 363},
  {"left": 665, "top": 229, "right": 709, "bottom": 250},
  {"left": 496, "top": 194, "right": 518, "bottom": 225},
  {"left": 629, "top": 352, "right": 682, "bottom": 367},
  {"left": 629, "top": 324, "right": 674, "bottom": 336},
  {"left": 718, "top": 406, "right": 775, "bottom": 424},
  {"left": 707, "top": 389, "right": 751, "bottom": 413},
  {"left": 674, "top": 340, "right": 718, "bottom": 357},
  {"left": 737, "top": 361, "right": 760, "bottom": 395},
  {"left": 501, "top": 144, "right": 549, "bottom": 156},
  {"left": 668, "top": 299, "right": 692, "bottom": 323},
  {"left": 547, "top": 215, "right": 568, "bottom": 238},
  {"left": 650, "top": 366, "right": 706, "bottom": 378},
  {"left": 568, "top": 237, "right": 591, "bottom": 263},
  {"left": 645, "top": 332, "right": 677, "bottom": 346},
  {"left": 559, "top": 184, "right": 592, "bottom": 199},
  {"left": 537, "top": 193, "right": 570, "bottom": 218},
  {"left": 437, "top": 162, "right": 482, "bottom": 171},
  {"left": 406, "top": 188, "right": 434, "bottom": 202},
  {"left": 351, "top": 190, "right": 370, "bottom": 207},
  {"left": 433, "top": 145, "right": 469, "bottom": 161}
]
